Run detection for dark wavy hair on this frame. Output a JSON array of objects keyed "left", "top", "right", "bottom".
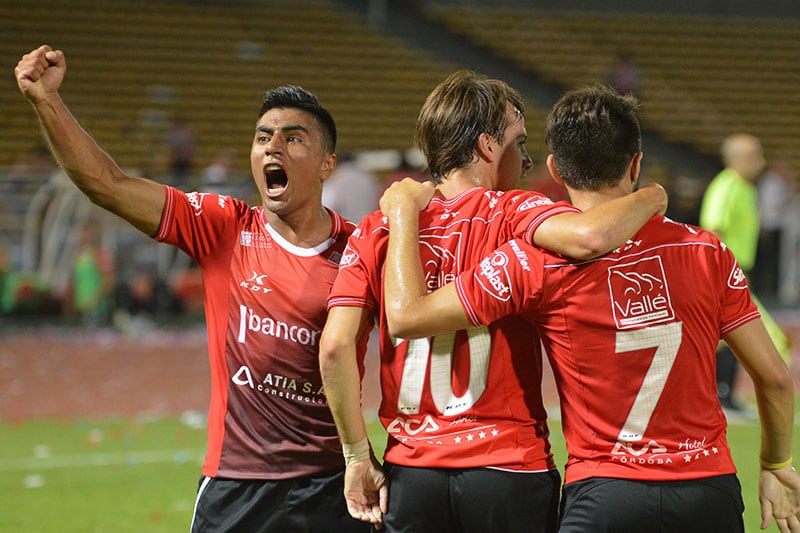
[
  {"left": 258, "top": 85, "right": 337, "bottom": 153},
  {"left": 545, "top": 84, "right": 641, "bottom": 190},
  {"left": 416, "top": 70, "right": 525, "bottom": 183}
]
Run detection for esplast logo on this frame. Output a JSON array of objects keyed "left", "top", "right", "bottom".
[
  {"left": 727, "top": 263, "right": 748, "bottom": 290},
  {"left": 609, "top": 256, "right": 674, "bottom": 328},
  {"left": 339, "top": 247, "right": 359, "bottom": 268},
  {"left": 476, "top": 250, "right": 512, "bottom": 301}
]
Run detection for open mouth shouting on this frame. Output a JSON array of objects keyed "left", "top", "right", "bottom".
[{"left": 264, "top": 163, "right": 288, "bottom": 197}]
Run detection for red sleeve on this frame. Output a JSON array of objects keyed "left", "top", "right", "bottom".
[
  {"left": 328, "top": 219, "right": 382, "bottom": 312},
  {"left": 503, "top": 192, "right": 580, "bottom": 244},
  {"left": 155, "top": 187, "right": 244, "bottom": 264},
  {"left": 717, "top": 244, "right": 760, "bottom": 335},
  {"left": 455, "top": 239, "right": 545, "bottom": 326}
]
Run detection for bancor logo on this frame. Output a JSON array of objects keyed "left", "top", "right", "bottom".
[
  {"left": 608, "top": 256, "right": 674, "bottom": 329},
  {"left": 237, "top": 305, "right": 321, "bottom": 346}
]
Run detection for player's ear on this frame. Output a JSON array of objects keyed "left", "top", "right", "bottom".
[
  {"left": 476, "top": 132, "right": 495, "bottom": 162},
  {"left": 546, "top": 154, "right": 565, "bottom": 186},
  {"left": 630, "top": 152, "right": 643, "bottom": 186},
  {"left": 320, "top": 153, "right": 337, "bottom": 183}
]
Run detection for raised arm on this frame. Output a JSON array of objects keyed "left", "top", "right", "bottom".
[
  {"left": 319, "top": 306, "right": 387, "bottom": 527},
  {"left": 15, "top": 45, "right": 165, "bottom": 236},
  {"left": 723, "top": 320, "right": 800, "bottom": 530},
  {"left": 533, "top": 183, "right": 667, "bottom": 260},
  {"left": 381, "top": 179, "right": 472, "bottom": 339}
]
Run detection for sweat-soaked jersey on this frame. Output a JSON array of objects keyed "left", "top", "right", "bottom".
[
  {"left": 329, "top": 187, "right": 577, "bottom": 471},
  {"left": 156, "top": 186, "right": 363, "bottom": 479},
  {"left": 455, "top": 216, "right": 760, "bottom": 484}
]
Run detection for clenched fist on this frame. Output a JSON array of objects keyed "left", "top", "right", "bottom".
[{"left": 15, "top": 45, "right": 66, "bottom": 104}]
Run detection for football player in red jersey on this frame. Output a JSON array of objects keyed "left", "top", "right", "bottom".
[
  {"left": 382, "top": 85, "right": 800, "bottom": 533},
  {"left": 15, "top": 45, "right": 371, "bottom": 532},
  {"left": 319, "top": 71, "right": 667, "bottom": 532}
]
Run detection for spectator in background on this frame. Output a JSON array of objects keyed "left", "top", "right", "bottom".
[
  {"left": 699, "top": 133, "right": 790, "bottom": 418},
  {"left": 526, "top": 160, "right": 570, "bottom": 202},
  {"left": 381, "top": 149, "right": 430, "bottom": 194},
  {"left": 607, "top": 52, "right": 642, "bottom": 97},
  {"left": 165, "top": 116, "right": 196, "bottom": 187},
  {"left": 755, "top": 159, "right": 796, "bottom": 300},
  {"left": 201, "top": 149, "right": 238, "bottom": 196},
  {"left": 322, "top": 151, "right": 379, "bottom": 224},
  {"left": 63, "top": 225, "right": 115, "bottom": 326}
]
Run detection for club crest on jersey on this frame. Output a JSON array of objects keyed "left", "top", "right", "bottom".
[
  {"left": 476, "top": 250, "right": 512, "bottom": 301},
  {"left": 419, "top": 231, "right": 463, "bottom": 290},
  {"left": 727, "top": 263, "right": 748, "bottom": 290},
  {"left": 609, "top": 256, "right": 675, "bottom": 328}
]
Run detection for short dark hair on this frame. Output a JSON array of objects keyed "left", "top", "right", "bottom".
[
  {"left": 258, "top": 85, "right": 337, "bottom": 153},
  {"left": 545, "top": 84, "right": 641, "bottom": 190},
  {"left": 416, "top": 70, "right": 525, "bottom": 183}
]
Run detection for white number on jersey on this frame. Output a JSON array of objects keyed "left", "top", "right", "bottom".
[
  {"left": 614, "top": 322, "right": 683, "bottom": 442},
  {"left": 396, "top": 326, "right": 491, "bottom": 417}
]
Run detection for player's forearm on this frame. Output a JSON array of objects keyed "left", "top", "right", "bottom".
[
  {"left": 725, "top": 322, "right": 795, "bottom": 466},
  {"left": 755, "top": 378, "right": 795, "bottom": 467},
  {"left": 540, "top": 183, "right": 667, "bottom": 260},
  {"left": 32, "top": 94, "right": 125, "bottom": 203},
  {"left": 383, "top": 203, "right": 427, "bottom": 337},
  {"left": 31, "top": 95, "right": 165, "bottom": 235},
  {"left": 319, "top": 325, "right": 369, "bottom": 445}
]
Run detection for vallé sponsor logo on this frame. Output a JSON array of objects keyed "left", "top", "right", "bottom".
[
  {"left": 419, "top": 231, "right": 462, "bottom": 290},
  {"left": 609, "top": 256, "right": 674, "bottom": 328},
  {"left": 476, "top": 250, "right": 512, "bottom": 301}
]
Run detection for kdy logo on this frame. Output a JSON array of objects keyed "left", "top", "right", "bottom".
[{"left": 608, "top": 256, "right": 674, "bottom": 329}]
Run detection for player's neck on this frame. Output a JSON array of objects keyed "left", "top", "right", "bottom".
[
  {"left": 264, "top": 206, "right": 333, "bottom": 248},
  {"left": 435, "top": 168, "right": 493, "bottom": 199},
  {"left": 568, "top": 187, "right": 627, "bottom": 212}
]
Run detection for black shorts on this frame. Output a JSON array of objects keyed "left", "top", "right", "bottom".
[
  {"left": 190, "top": 469, "right": 372, "bottom": 532},
  {"left": 559, "top": 474, "right": 745, "bottom": 533},
  {"left": 382, "top": 463, "right": 561, "bottom": 533}
]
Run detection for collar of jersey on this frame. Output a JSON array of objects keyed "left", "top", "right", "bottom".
[{"left": 263, "top": 217, "right": 337, "bottom": 257}]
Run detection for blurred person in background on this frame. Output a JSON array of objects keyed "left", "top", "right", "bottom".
[
  {"left": 755, "top": 158, "right": 796, "bottom": 301},
  {"left": 62, "top": 224, "right": 115, "bottom": 326},
  {"left": 165, "top": 115, "right": 196, "bottom": 188},
  {"left": 15, "top": 44, "right": 370, "bottom": 532},
  {"left": 322, "top": 151, "right": 380, "bottom": 224},
  {"left": 700, "top": 134, "right": 791, "bottom": 418}
]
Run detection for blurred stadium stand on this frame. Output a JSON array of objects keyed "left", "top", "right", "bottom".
[{"left": 1, "top": 0, "right": 799, "bottom": 307}]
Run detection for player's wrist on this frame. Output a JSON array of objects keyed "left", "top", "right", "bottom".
[
  {"left": 342, "top": 437, "right": 371, "bottom": 466},
  {"left": 759, "top": 455, "right": 794, "bottom": 470}
]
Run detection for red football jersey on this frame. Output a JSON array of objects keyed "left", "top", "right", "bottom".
[
  {"left": 156, "top": 187, "right": 364, "bottom": 479},
  {"left": 456, "top": 216, "right": 760, "bottom": 483},
  {"left": 329, "top": 187, "right": 577, "bottom": 471}
]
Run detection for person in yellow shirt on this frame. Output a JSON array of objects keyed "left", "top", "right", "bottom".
[{"left": 700, "top": 133, "right": 790, "bottom": 417}]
